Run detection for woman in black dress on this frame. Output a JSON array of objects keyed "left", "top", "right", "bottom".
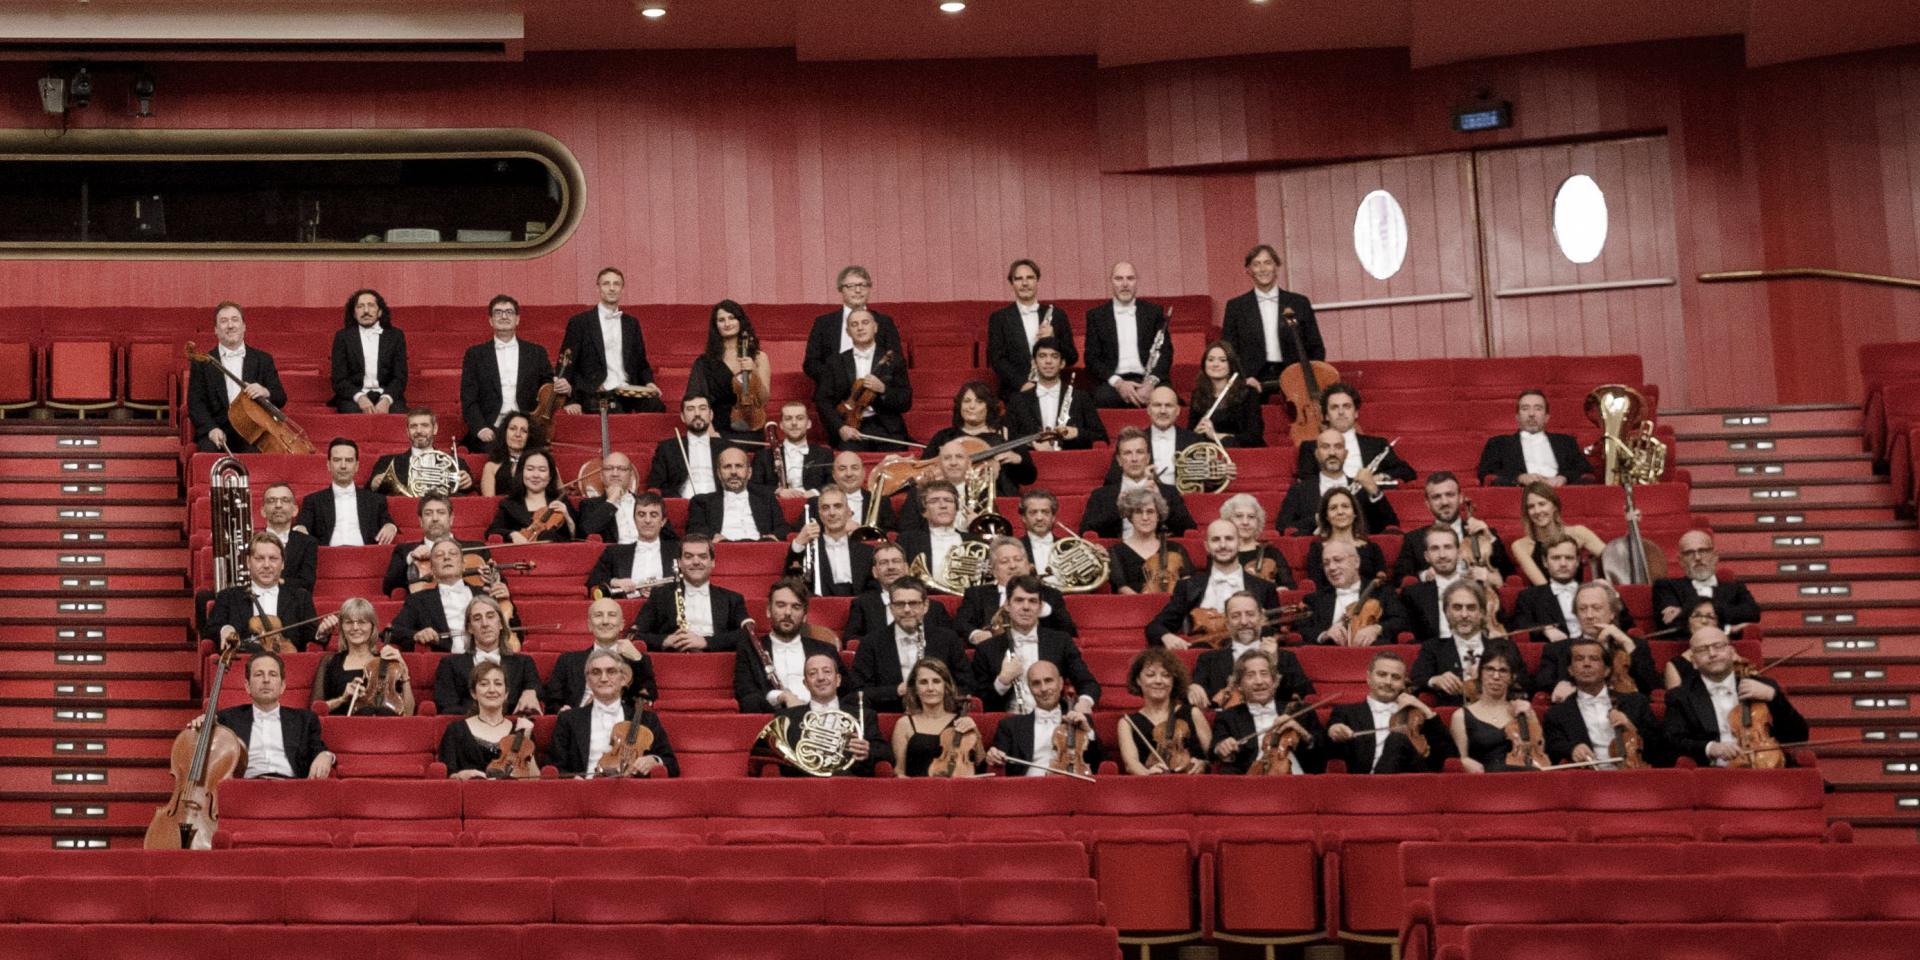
[
  {"left": 1117, "top": 647, "right": 1211, "bottom": 775},
  {"left": 1450, "top": 657, "right": 1540, "bottom": 773},
  {"left": 488, "top": 449, "right": 575, "bottom": 543},
  {"left": 1304, "top": 487, "right": 1387, "bottom": 586},
  {"left": 923, "top": 380, "right": 1036, "bottom": 493},
  {"left": 683, "top": 300, "right": 771, "bottom": 440},
  {"left": 311, "top": 597, "right": 413, "bottom": 716},
  {"left": 480, "top": 412, "right": 533, "bottom": 497},
  {"left": 438, "top": 661, "right": 535, "bottom": 779},
  {"left": 1109, "top": 486, "right": 1193, "bottom": 594},
  {"left": 889, "top": 659, "right": 980, "bottom": 778},
  {"left": 1188, "top": 340, "right": 1264, "bottom": 448}
]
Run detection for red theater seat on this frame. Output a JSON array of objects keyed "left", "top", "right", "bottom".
[
  {"left": 45, "top": 340, "right": 117, "bottom": 414},
  {"left": 0, "top": 341, "right": 38, "bottom": 414}
]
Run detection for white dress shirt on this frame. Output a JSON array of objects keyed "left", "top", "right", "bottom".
[
  {"left": 995, "top": 629, "right": 1042, "bottom": 697},
  {"left": 1028, "top": 534, "right": 1055, "bottom": 578},
  {"left": 1518, "top": 430, "right": 1560, "bottom": 479},
  {"left": 1149, "top": 426, "right": 1178, "bottom": 485},
  {"left": 437, "top": 581, "right": 474, "bottom": 652},
  {"left": 844, "top": 488, "right": 868, "bottom": 525},
  {"left": 1365, "top": 696, "right": 1396, "bottom": 771},
  {"left": 767, "top": 634, "right": 809, "bottom": 704},
  {"left": 719, "top": 489, "right": 761, "bottom": 542},
  {"left": 1340, "top": 428, "right": 1363, "bottom": 478},
  {"left": 265, "top": 525, "right": 293, "bottom": 549},
  {"left": 682, "top": 582, "right": 715, "bottom": 636},
  {"left": 1331, "top": 585, "right": 1362, "bottom": 626},
  {"left": 1255, "top": 288, "right": 1282, "bottom": 362},
  {"left": 852, "top": 345, "right": 876, "bottom": 381},
  {"left": 807, "top": 697, "right": 843, "bottom": 714},
  {"left": 1317, "top": 471, "right": 1349, "bottom": 497},
  {"left": 219, "top": 345, "right": 246, "bottom": 403},
  {"left": 928, "top": 527, "right": 962, "bottom": 582},
  {"left": 1452, "top": 633, "right": 1485, "bottom": 677},
  {"left": 838, "top": 305, "right": 856, "bottom": 353},
  {"left": 627, "top": 539, "right": 665, "bottom": 583},
  {"left": 1576, "top": 690, "right": 1617, "bottom": 763},
  {"left": 1550, "top": 580, "right": 1580, "bottom": 635},
  {"left": 249, "top": 582, "right": 281, "bottom": 619},
  {"left": 1693, "top": 576, "right": 1719, "bottom": 598},
  {"left": 1704, "top": 674, "right": 1740, "bottom": 766},
  {"left": 1248, "top": 699, "right": 1305, "bottom": 775},
  {"left": 1027, "top": 706, "right": 1062, "bottom": 777},
  {"left": 1036, "top": 383, "right": 1062, "bottom": 429},
  {"left": 822, "top": 534, "right": 852, "bottom": 587},
  {"left": 1110, "top": 302, "right": 1144, "bottom": 381},
  {"left": 587, "top": 700, "right": 624, "bottom": 772},
  {"left": 1018, "top": 302, "right": 1042, "bottom": 347},
  {"left": 895, "top": 627, "right": 925, "bottom": 678},
  {"left": 597, "top": 306, "right": 629, "bottom": 390},
  {"left": 329, "top": 483, "right": 364, "bottom": 546},
  {"left": 606, "top": 492, "right": 638, "bottom": 544},
  {"left": 493, "top": 338, "right": 521, "bottom": 417},
  {"left": 1433, "top": 570, "right": 1461, "bottom": 639},
  {"left": 782, "top": 441, "right": 811, "bottom": 490},
  {"left": 684, "top": 435, "right": 716, "bottom": 498},
  {"left": 1203, "top": 567, "right": 1246, "bottom": 613},
  {"left": 244, "top": 706, "right": 294, "bottom": 778},
  {"left": 357, "top": 324, "right": 383, "bottom": 394}
]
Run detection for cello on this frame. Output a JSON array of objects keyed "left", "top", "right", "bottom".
[
  {"left": 1274, "top": 308, "right": 1341, "bottom": 443},
  {"left": 146, "top": 643, "right": 246, "bottom": 849},
  {"left": 184, "top": 343, "right": 315, "bottom": 454}
]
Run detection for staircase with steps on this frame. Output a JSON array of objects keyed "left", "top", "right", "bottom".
[
  {"left": 1671, "top": 403, "right": 1920, "bottom": 844},
  {"left": 0, "top": 424, "right": 196, "bottom": 849}
]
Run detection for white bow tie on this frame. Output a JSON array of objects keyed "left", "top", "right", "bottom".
[{"left": 1256, "top": 292, "right": 1279, "bottom": 302}]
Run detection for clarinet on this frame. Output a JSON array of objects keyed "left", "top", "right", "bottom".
[
  {"left": 1141, "top": 313, "right": 1169, "bottom": 389},
  {"left": 804, "top": 504, "right": 824, "bottom": 596},
  {"left": 1057, "top": 371, "right": 1075, "bottom": 430}
]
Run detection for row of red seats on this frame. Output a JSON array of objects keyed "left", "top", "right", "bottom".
[
  {"left": 1450, "top": 921, "right": 1914, "bottom": 960},
  {"left": 5, "top": 923, "right": 1116, "bottom": 960},
  {"left": 0, "top": 339, "right": 177, "bottom": 417},
  {"left": 1859, "top": 339, "right": 1920, "bottom": 463}
]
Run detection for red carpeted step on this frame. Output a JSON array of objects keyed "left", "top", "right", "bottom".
[
  {"left": 1666, "top": 406, "right": 1863, "bottom": 435},
  {"left": 1751, "top": 579, "right": 1920, "bottom": 604},
  {"left": 0, "top": 704, "right": 197, "bottom": 731},
  {"left": 0, "top": 547, "right": 187, "bottom": 569},
  {"left": 0, "top": 649, "right": 200, "bottom": 673},
  {"left": 0, "top": 573, "right": 186, "bottom": 591},
  {"left": 1804, "top": 753, "right": 1920, "bottom": 784},
  {"left": 1778, "top": 636, "right": 1920, "bottom": 658},
  {"left": 1825, "top": 789, "right": 1920, "bottom": 818},
  {"left": 1676, "top": 433, "right": 1866, "bottom": 460},
  {"left": 0, "top": 596, "right": 195, "bottom": 620},
  {"left": 1689, "top": 479, "right": 1899, "bottom": 508},
  {"left": 4, "top": 625, "right": 191, "bottom": 645},
  {"left": 0, "top": 798, "right": 166, "bottom": 828},
  {"left": 1714, "top": 529, "right": 1920, "bottom": 554},
  {"left": 0, "top": 480, "right": 180, "bottom": 499},
  {"left": 0, "top": 678, "right": 194, "bottom": 700},
  {"left": 0, "top": 762, "right": 174, "bottom": 792},
  {"left": 0, "top": 456, "right": 179, "bottom": 480},
  {"left": 1724, "top": 554, "right": 1920, "bottom": 578},
  {"left": 1, "top": 527, "right": 184, "bottom": 544},
  {"left": 1790, "top": 691, "right": 1919, "bottom": 721},
  {"left": 1762, "top": 606, "right": 1920, "bottom": 629},
  {"left": 1771, "top": 663, "right": 1920, "bottom": 687},
  {"left": 0, "top": 733, "right": 177, "bottom": 760},
  {"left": 0, "top": 431, "right": 181, "bottom": 455},
  {"left": 1683, "top": 458, "right": 1877, "bottom": 483},
  {"left": 0, "top": 501, "right": 185, "bottom": 524}
]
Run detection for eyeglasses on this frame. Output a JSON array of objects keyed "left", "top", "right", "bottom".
[
  {"left": 890, "top": 599, "right": 928, "bottom": 609},
  {"left": 839, "top": 281, "right": 871, "bottom": 290},
  {"left": 490, "top": 308, "right": 518, "bottom": 317}
]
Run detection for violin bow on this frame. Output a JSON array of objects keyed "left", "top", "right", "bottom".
[{"left": 1001, "top": 755, "right": 1096, "bottom": 783}]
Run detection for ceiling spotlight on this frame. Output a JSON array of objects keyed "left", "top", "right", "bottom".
[
  {"left": 939, "top": 2, "right": 966, "bottom": 12},
  {"left": 639, "top": 5, "right": 666, "bottom": 17}
]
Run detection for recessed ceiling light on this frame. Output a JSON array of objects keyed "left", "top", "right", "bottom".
[
  {"left": 939, "top": 2, "right": 966, "bottom": 12},
  {"left": 639, "top": 5, "right": 666, "bottom": 18}
]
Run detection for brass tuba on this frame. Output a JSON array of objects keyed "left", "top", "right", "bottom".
[
  {"left": 210, "top": 455, "right": 252, "bottom": 592},
  {"left": 1174, "top": 441, "right": 1235, "bottom": 493},
  {"left": 1584, "top": 384, "right": 1667, "bottom": 487},
  {"left": 758, "top": 708, "right": 861, "bottom": 776}
]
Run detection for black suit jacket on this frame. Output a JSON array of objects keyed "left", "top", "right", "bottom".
[
  {"left": 387, "top": 585, "right": 520, "bottom": 653},
  {"left": 804, "top": 309, "right": 903, "bottom": 385},
  {"left": 1082, "top": 300, "right": 1171, "bottom": 388},
  {"left": 632, "top": 582, "right": 751, "bottom": 652},
  {"left": 550, "top": 701, "right": 678, "bottom": 778},
  {"left": 1543, "top": 691, "right": 1667, "bottom": 767},
  {"left": 1294, "top": 433, "right": 1415, "bottom": 483},
  {"left": 991, "top": 712, "right": 1105, "bottom": 774},
  {"left": 782, "top": 537, "right": 874, "bottom": 598},
  {"left": 1302, "top": 585, "right": 1410, "bottom": 646},
  {"left": 894, "top": 529, "right": 985, "bottom": 583},
  {"left": 1409, "top": 635, "right": 1529, "bottom": 706},
  {"left": 1395, "top": 520, "right": 1515, "bottom": 582},
  {"left": 274, "top": 530, "right": 318, "bottom": 594},
  {"left": 1144, "top": 572, "right": 1282, "bottom": 647},
  {"left": 202, "top": 584, "right": 320, "bottom": 651},
  {"left": 1477, "top": 431, "right": 1595, "bottom": 486},
  {"left": 814, "top": 349, "right": 913, "bottom": 447},
  {"left": 559, "top": 309, "right": 657, "bottom": 398},
  {"left": 1080, "top": 481, "right": 1195, "bottom": 539},
  {"left": 1006, "top": 384, "right": 1107, "bottom": 450},
  {"left": 1221, "top": 287, "right": 1323, "bottom": 370},
  {"left": 1193, "top": 645, "right": 1314, "bottom": 702},
  {"left": 772, "top": 702, "right": 890, "bottom": 777},
  {"left": 1652, "top": 577, "right": 1763, "bottom": 629},
  {"left": 1098, "top": 428, "right": 1205, "bottom": 486},
  {"left": 294, "top": 486, "right": 394, "bottom": 547},
  {"left": 576, "top": 495, "right": 675, "bottom": 545},
  {"left": 1398, "top": 580, "right": 1447, "bottom": 644},
  {"left": 969, "top": 629, "right": 1099, "bottom": 713},
  {"left": 1216, "top": 700, "right": 1327, "bottom": 774},
  {"left": 645, "top": 433, "right": 731, "bottom": 497},
  {"left": 328, "top": 323, "right": 408, "bottom": 410},
  {"left": 1275, "top": 475, "right": 1398, "bottom": 535},
  {"left": 752, "top": 442, "right": 834, "bottom": 493},
  {"left": 459, "top": 339, "right": 554, "bottom": 444},
  {"left": 686, "top": 486, "right": 791, "bottom": 541},
  {"left": 848, "top": 624, "right": 970, "bottom": 714},
  {"left": 986, "top": 303, "right": 1079, "bottom": 393},
  {"left": 1326, "top": 700, "right": 1444, "bottom": 774},
  {"left": 1532, "top": 637, "right": 1658, "bottom": 696},
  {"left": 734, "top": 635, "right": 841, "bottom": 713},
  {"left": 844, "top": 586, "right": 956, "bottom": 640},
  {"left": 1664, "top": 674, "right": 1808, "bottom": 767},
  {"left": 380, "top": 537, "right": 479, "bottom": 598},
  {"left": 1509, "top": 583, "right": 1635, "bottom": 637},
  {"left": 584, "top": 539, "right": 680, "bottom": 596},
  {"left": 952, "top": 581, "right": 1076, "bottom": 639},
  {"left": 433, "top": 652, "right": 542, "bottom": 716},
  {"left": 539, "top": 645, "right": 658, "bottom": 714},
  {"left": 215, "top": 704, "right": 327, "bottom": 778},
  {"left": 187, "top": 346, "right": 287, "bottom": 444}
]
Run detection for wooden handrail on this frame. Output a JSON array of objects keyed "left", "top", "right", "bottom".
[{"left": 1698, "top": 268, "right": 1920, "bottom": 291}]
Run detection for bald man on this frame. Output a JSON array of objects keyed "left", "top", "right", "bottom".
[
  {"left": 818, "top": 449, "right": 896, "bottom": 534},
  {"left": 1664, "top": 626, "right": 1808, "bottom": 768},
  {"left": 1146, "top": 519, "right": 1283, "bottom": 649},
  {"left": 1303, "top": 540, "right": 1407, "bottom": 646},
  {"left": 1084, "top": 261, "right": 1173, "bottom": 408},
  {"left": 1653, "top": 530, "right": 1762, "bottom": 630},
  {"left": 1275, "top": 427, "right": 1398, "bottom": 535},
  {"left": 685, "top": 447, "right": 789, "bottom": 542},
  {"left": 578, "top": 451, "right": 647, "bottom": 543},
  {"left": 540, "top": 596, "right": 658, "bottom": 713},
  {"left": 753, "top": 400, "right": 834, "bottom": 498}
]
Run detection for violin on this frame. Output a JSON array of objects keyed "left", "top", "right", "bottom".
[
  {"left": 1247, "top": 698, "right": 1313, "bottom": 776},
  {"left": 348, "top": 655, "right": 411, "bottom": 717},
  {"left": 1245, "top": 544, "right": 1285, "bottom": 585},
  {"left": 1184, "top": 603, "right": 1310, "bottom": 649},
  {"left": 731, "top": 330, "right": 769, "bottom": 432},
  {"left": 594, "top": 700, "right": 659, "bottom": 778},
  {"left": 1051, "top": 718, "right": 1093, "bottom": 778},
  {"left": 1727, "top": 659, "right": 1785, "bottom": 769},
  {"left": 1150, "top": 708, "right": 1196, "bottom": 774},
  {"left": 485, "top": 722, "right": 540, "bottom": 780},
  {"left": 1610, "top": 713, "right": 1649, "bottom": 769},
  {"left": 529, "top": 348, "right": 573, "bottom": 444},
  {"left": 1340, "top": 570, "right": 1394, "bottom": 635},
  {"left": 1460, "top": 499, "right": 1494, "bottom": 573},
  {"left": 146, "top": 643, "right": 246, "bottom": 849},
  {"left": 1606, "top": 642, "right": 1639, "bottom": 696},
  {"left": 835, "top": 349, "right": 896, "bottom": 431},
  {"left": 183, "top": 342, "right": 316, "bottom": 455},
  {"left": 244, "top": 612, "right": 297, "bottom": 655},
  {"left": 927, "top": 701, "right": 983, "bottom": 778},
  {"left": 516, "top": 468, "right": 601, "bottom": 541},
  {"left": 1391, "top": 703, "right": 1433, "bottom": 757},
  {"left": 1502, "top": 711, "right": 1551, "bottom": 771},
  {"left": 1274, "top": 308, "right": 1341, "bottom": 443},
  {"left": 1142, "top": 542, "right": 1187, "bottom": 594}
]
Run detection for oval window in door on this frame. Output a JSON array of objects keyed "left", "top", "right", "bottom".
[
  {"left": 1552, "top": 174, "right": 1608, "bottom": 264},
  {"left": 1352, "top": 189, "right": 1408, "bottom": 281}
]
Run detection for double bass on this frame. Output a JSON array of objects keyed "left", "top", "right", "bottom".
[
  {"left": 146, "top": 644, "right": 246, "bottom": 849},
  {"left": 1275, "top": 308, "right": 1340, "bottom": 443},
  {"left": 184, "top": 343, "right": 315, "bottom": 454}
]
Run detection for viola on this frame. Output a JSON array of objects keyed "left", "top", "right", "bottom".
[
  {"left": 146, "top": 643, "right": 246, "bottom": 849},
  {"left": 730, "top": 331, "right": 769, "bottom": 432},
  {"left": 529, "top": 348, "right": 573, "bottom": 444},
  {"left": 1247, "top": 696, "right": 1332, "bottom": 776},
  {"left": 835, "top": 349, "right": 896, "bottom": 431},
  {"left": 1245, "top": 544, "right": 1285, "bottom": 585},
  {"left": 1274, "top": 308, "right": 1341, "bottom": 443},
  {"left": 1342, "top": 570, "right": 1394, "bottom": 634},
  {"left": 1502, "top": 711, "right": 1550, "bottom": 771},
  {"left": 927, "top": 701, "right": 983, "bottom": 778},
  {"left": 594, "top": 702, "right": 659, "bottom": 778},
  {"left": 245, "top": 612, "right": 297, "bottom": 654},
  {"left": 349, "top": 655, "right": 411, "bottom": 717},
  {"left": 1051, "top": 719, "right": 1093, "bottom": 778},
  {"left": 486, "top": 722, "right": 540, "bottom": 780},
  {"left": 1727, "top": 660, "right": 1784, "bottom": 770},
  {"left": 516, "top": 468, "right": 601, "bottom": 541},
  {"left": 1150, "top": 709, "right": 1196, "bottom": 774},
  {"left": 1606, "top": 642, "right": 1639, "bottom": 696},
  {"left": 1142, "top": 542, "right": 1186, "bottom": 594},
  {"left": 1392, "top": 703, "right": 1433, "bottom": 758},
  {"left": 1184, "top": 603, "right": 1309, "bottom": 649},
  {"left": 1610, "top": 713, "right": 1649, "bottom": 770},
  {"left": 1459, "top": 499, "right": 1495, "bottom": 573},
  {"left": 184, "top": 342, "right": 316, "bottom": 455}
]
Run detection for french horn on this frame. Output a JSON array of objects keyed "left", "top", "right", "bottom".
[
  {"left": 1174, "top": 441, "right": 1235, "bottom": 494},
  {"left": 758, "top": 708, "right": 861, "bottom": 776},
  {"left": 1041, "top": 526, "right": 1110, "bottom": 594},
  {"left": 909, "top": 540, "right": 992, "bottom": 595}
]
